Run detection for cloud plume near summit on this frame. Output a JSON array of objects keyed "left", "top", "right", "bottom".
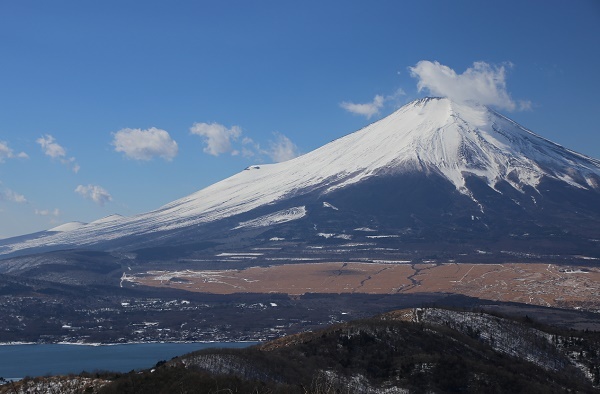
[{"left": 410, "top": 60, "right": 530, "bottom": 111}]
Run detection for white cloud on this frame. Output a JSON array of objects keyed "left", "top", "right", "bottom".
[
  {"left": 340, "top": 95, "right": 385, "bottom": 119},
  {"left": 517, "top": 100, "right": 533, "bottom": 111},
  {"left": 267, "top": 132, "right": 300, "bottom": 162},
  {"left": 35, "top": 208, "right": 60, "bottom": 217},
  {"left": 0, "top": 141, "right": 28, "bottom": 162},
  {"left": 75, "top": 184, "right": 112, "bottom": 206},
  {"left": 112, "top": 127, "right": 178, "bottom": 161},
  {"left": 239, "top": 137, "right": 262, "bottom": 158},
  {"left": 0, "top": 188, "right": 27, "bottom": 203},
  {"left": 409, "top": 60, "right": 528, "bottom": 111},
  {"left": 36, "top": 134, "right": 79, "bottom": 172},
  {"left": 37, "top": 134, "right": 66, "bottom": 158},
  {"left": 0, "top": 142, "right": 12, "bottom": 163},
  {"left": 388, "top": 88, "right": 406, "bottom": 99},
  {"left": 340, "top": 88, "right": 407, "bottom": 119},
  {"left": 189, "top": 121, "right": 300, "bottom": 164},
  {"left": 190, "top": 122, "right": 242, "bottom": 156}
]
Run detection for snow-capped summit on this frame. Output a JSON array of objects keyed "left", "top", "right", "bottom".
[
  {"left": 121, "top": 97, "right": 600, "bottom": 227},
  {"left": 1, "top": 98, "right": 599, "bottom": 259},
  {"left": 376, "top": 98, "right": 599, "bottom": 192}
]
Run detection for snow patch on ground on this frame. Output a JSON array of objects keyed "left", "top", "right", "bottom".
[
  {"left": 323, "top": 201, "right": 339, "bottom": 210},
  {"left": 317, "top": 233, "right": 336, "bottom": 239},
  {"left": 216, "top": 253, "right": 264, "bottom": 257},
  {"left": 366, "top": 235, "right": 399, "bottom": 239},
  {"left": 371, "top": 260, "right": 412, "bottom": 264}
]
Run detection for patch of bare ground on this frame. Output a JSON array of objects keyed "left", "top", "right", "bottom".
[{"left": 123, "top": 262, "right": 600, "bottom": 311}]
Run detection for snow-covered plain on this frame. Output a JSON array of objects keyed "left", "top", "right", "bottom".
[{"left": 2, "top": 98, "right": 599, "bottom": 255}]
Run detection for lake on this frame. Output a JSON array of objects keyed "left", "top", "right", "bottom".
[{"left": 0, "top": 342, "right": 257, "bottom": 381}]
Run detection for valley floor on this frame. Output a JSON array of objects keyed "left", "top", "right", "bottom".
[{"left": 124, "top": 261, "right": 600, "bottom": 313}]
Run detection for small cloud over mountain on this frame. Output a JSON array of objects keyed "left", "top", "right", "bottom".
[
  {"left": 35, "top": 208, "right": 60, "bottom": 217},
  {"left": 340, "top": 88, "right": 406, "bottom": 119},
  {"left": 36, "top": 134, "right": 80, "bottom": 173},
  {"left": 0, "top": 188, "right": 27, "bottom": 203},
  {"left": 190, "top": 122, "right": 299, "bottom": 163},
  {"left": 0, "top": 141, "right": 28, "bottom": 162},
  {"left": 267, "top": 132, "right": 300, "bottom": 163},
  {"left": 75, "top": 184, "right": 112, "bottom": 206},
  {"left": 112, "top": 127, "right": 178, "bottom": 161},
  {"left": 190, "top": 122, "right": 242, "bottom": 156}
]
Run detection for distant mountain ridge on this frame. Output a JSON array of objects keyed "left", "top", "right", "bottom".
[{"left": 1, "top": 97, "right": 599, "bottom": 260}]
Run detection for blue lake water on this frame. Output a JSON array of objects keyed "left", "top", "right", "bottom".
[{"left": 0, "top": 342, "right": 256, "bottom": 380}]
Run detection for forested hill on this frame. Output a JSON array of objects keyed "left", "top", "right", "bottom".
[{"left": 4, "top": 307, "right": 600, "bottom": 393}]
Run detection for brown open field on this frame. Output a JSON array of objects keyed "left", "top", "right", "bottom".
[{"left": 123, "top": 262, "right": 600, "bottom": 311}]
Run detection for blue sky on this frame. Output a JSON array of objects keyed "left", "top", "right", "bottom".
[{"left": 0, "top": 0, "right": 599, "bottom": 238}]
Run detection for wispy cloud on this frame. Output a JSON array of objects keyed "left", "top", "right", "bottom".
[
  {"left": 75, "top": 184, "right": 112, "bottom": 206},
  {"left": 0, "top": 188, "right": 27, "bottom": 203},
  {"left": 190, "top": 122, "right": 242, "bottom": 156},
  {"left": 340, "top": 95, "right": 385, "bottom": 119},
  {"left": 190, "top": 121, "right": 300, "bottom": 163},
  {"left": 112, "top": 127, "right": 178, "bottom": 161},
  {"left": 36, "top": 134, "right": 80, "bottom": 173},
  {"left": 36, "top": 134, "right": 65, "bottom": 158},
  {"left": 267, "top": 132, "right": 300, "bottom": 162},
  {"left": 340, "top": 88, "right": 406, "bottom": 119},
  {"left": 409, "top": 60, "right": 531, "bottom": 111},
  {"left": 239, "top": 137, "right": 261, "bottom": 159},
  {"left": 0, "top": 141, "right": 28, "bottom": 162},
  {"left": 35, "top": 208, "right": 60, "bottom": 217}
]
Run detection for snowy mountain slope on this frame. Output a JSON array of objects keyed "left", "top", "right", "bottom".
[
  {"left": 233, "top": 206, "right": 307, "bottom": 229},
  {"left": 48, "top": 221, "right": 87, "bottom": 232},
  {"left": 88, "top": 214, "right": 125, "bottom": 225},
  {"left": 1, "top": 97, "right": 599, "bottom": 257}
]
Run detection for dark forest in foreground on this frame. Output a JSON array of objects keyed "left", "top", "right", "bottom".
[{"left": 3, "top": 307, "right": 600, "bottom": 394}]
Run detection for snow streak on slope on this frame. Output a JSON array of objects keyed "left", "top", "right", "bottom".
[
  {"left": 233, "top": 206, "right": 307, "bottom": 229},
  {"left": 2, "top": 98, "right": 599, "bottom": 255}
]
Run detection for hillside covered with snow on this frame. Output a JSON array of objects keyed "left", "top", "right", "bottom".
[{"left": 1, "top": 97, "right": 599, "bottom": 258}]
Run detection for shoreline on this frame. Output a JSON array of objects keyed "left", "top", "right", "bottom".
[
  {"left": 0, "top": 340, "right": 261, "bottom": 347},
  {"left": 0, "top": 341, "right": 260, "bottom": 383}
]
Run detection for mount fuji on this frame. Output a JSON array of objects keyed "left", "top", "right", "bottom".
[{"left": 2, "top": 97, "right": 600, "bottom": 264}]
